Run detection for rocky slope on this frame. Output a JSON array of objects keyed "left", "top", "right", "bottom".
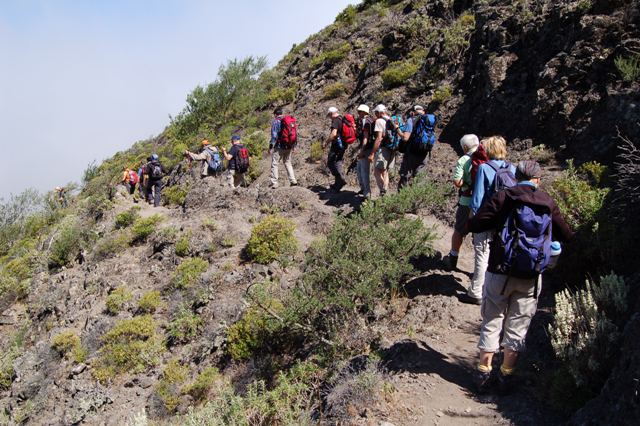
[{"left": 1, "top": 0, "right": 639, "bottom": 424}]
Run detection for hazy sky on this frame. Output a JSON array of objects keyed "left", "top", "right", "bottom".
[{"left": 0, "top": 0, "right": 355, "bottom": 199}]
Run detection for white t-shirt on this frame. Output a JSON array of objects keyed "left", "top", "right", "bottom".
[{"left": 374, "top": 116, "right": 388, "bottom": 134}]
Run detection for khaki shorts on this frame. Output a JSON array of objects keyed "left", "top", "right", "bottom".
[
  {"left": 375, "top": 147, "right": 396, "bottom": 171},
  {"left": 454, "top": 204, "right": 471, "bottom": 235}
]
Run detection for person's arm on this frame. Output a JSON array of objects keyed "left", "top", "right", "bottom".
[
  {"left": 269, "top": 119, "right": 280, "bottom": 150},
  {"left": 452, "top": 157, "right": 465, "bottom": 189},
  {"left": 359, "top": 126, "right": 370, "bottom": 157},
  {"left": 468, "top": 191, "right": 508, "bottom": 233},
  {"left": 186, "top": 151, "right": 207, "bottom": 161},
  {"left": 324, "top": 128, "right": 338, "bottom": 149},
  {"left": 369, "top": 130, "right": 382, "bottom": 162},
  {"left": 222, "top": 147, "right": 233, "bottom": 161},
  {"left": 471, "top": 166, "right": 487, "bottom": 214}
]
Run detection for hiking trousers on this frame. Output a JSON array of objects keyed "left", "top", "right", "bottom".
[
  {"left": 357, "top": 156, "right": 372, "bottom": 198},
  {"left": 270, "top": 148, "right": 297, "bottom": 187},
  {"left": 147, "top": 179, "right": 163, "bottom": 207},
  {"left": 398, "top": 150, "right": 429, "bottom": 189},
  {"left": 478, "top": 271, "right": 541, "bottom": 353},
  {"left": 469, "top": 231, "right": 492, "bottom": 300},
  {"left": 227, "top": 169, "right": 246, "bottom": 188},
  {"left": 327, "top": 145, "right": 347, "bottom": 186}
]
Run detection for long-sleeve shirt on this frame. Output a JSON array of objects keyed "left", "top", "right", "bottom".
[
  {"left": 471, "top": 160, "right": 517, "bottom": 214},
  {"left": 270, "top": 116, "right": 283, "bottom": 149},
  {"left": 188, "top": 148, "right": 214, "bottom": 177},
  {"left": 468, "top": 183, "right": 573, "bottom": 274}
]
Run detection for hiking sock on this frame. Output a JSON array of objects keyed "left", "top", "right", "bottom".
[
  {"left": 500, "top": 365, "right": 515, "bottom": 376},
  {"left": 477, "top": 364, "right": 492, "bottom": 373}
]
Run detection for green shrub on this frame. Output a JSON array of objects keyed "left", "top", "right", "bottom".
[
  {"left": 51, "top": 330, "right": 86, "bottom": 362},
  {"left": 227, "top": 300, "right": 283, "bottom": 361},
  {"left": 370, "top": 2, "right": 388, "bottom": 17},
  {"left": 381, "top": 60, "right": 420, "bottom": 88},
  {"left": 167, "top": 306, "right": 203, "bottom": 344},
  {"left": 335, "top": 4, "right": 357, "bottom": 25},
  {"left": 131, "top": 214, "right": 164, "bottom": 243},
  {"left": 579, "top": 161, "right": 609, "bottom": 187},
  {"left": 48, "top": 217, "right": 88, "bottom": 269},
  {"left": 246, "top": 215, "right": 297, "bottom": 264},
  {"left": 614, "top": 54, "right": 640, "bottom": 82},
  {"left": 180, "top": 361, "right": 321, "bottom": 425},
  {"left": 115, "top": 207, "right": 140, "bottom": 229},
  {"left": 106, "top": 287, "right": 133, "bottom": 315},
  {"left": 156, "top": 359, "right": 189, "bottom": 413},
  {"left": 442, "top": 12, "right": 476, "bottom": 58},
  {"left": 92, "top": 230, "right": 131, "bottom": 261},
  {"left": 549, "top": 274, "right": 628, "bottom": 404},
  {"left": 323, "top": 82, "right": 347, "bottom": 100},
  {"left": 93, "top": 315, "right": 163, "bottom": 382},
  {"left": 171, "top": 257, "right": 208, "bottom": 289},
  {"left": 310, "top": 42, "right": 350, "bottom": 68},
  {"left": 309, "top": 141, "right": 324, "bottom": 163},
  {"left": 175, "top": 234, "right": 191, "bottom": 257},
  {"left": 183, "top": 367, "right": 220, "bottom": 401},
  {"left": 138, "top": 290, "right": 162, "bottom": 314},
  {"left": 530, "top": 144, "right": 555, "bottom": 164},
  {"left": 267, "top": 86, "right": 297, "bottom": 104},
  {"left": 164, "top": 184, "right": 190, "bottom": 206},
  {"left": 432, "top": 85, "right": 452, "bottom": 104},
  {"left": 576, "top": 0, "right": 592, "bottom": 12},
  {"left": 0, "top": 327, "right": 27, "bottom": 390}
]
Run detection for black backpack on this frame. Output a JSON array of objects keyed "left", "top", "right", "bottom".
[{"left": 148, "top": 161, "right": 164, "bottom": 179}]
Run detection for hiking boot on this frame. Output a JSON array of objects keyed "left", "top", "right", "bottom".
[
  {"left": 497, "top": 369, "right": 516, "bottom": 394},
  {"left": 473, "top": 369, "right": 493, "bottom": 394},
  {"left": 458, "top": 293, "right": 482, "bottom": 305},
  {"left": 290, "top": 182, "right": 298, "bottom": 187},
  {"left": 379, "top": 189, "right": 387, "bottom": 197},
  {"left": 443, "top": 254, "right": 458, "bottom": 271}
]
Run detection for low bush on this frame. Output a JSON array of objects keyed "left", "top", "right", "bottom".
[
  {"left": 335, "top": 4, "right": 357, "bottom": 25},
  {"left": 171, "top": 257, "right": 208, "bottom": 289},
  {"left": 175, "top": 234, "right": 191, "bottom": 257},
  {"left": 180, "top": 361, "right": 321, "bottom": 425},
  {"left": 549, "top": 274, "right": 628, "bottom": 407},
  {"left": 167, "top": 306, "right": 203, "bottom": 345},
  {"left": 48, "top": 216, "right": 90, "bottom": 269},
  {"left": 432, "top": 85, "right": 452, "bottom": 104},
  {"left": 164, "top": 184, "right": 190, "bottom": 206},
  {"left": 323, "top": 82, "right": 347, "bottom": 100},
  {"left": 138, "top": 290, "right": 162, "bottom": 314},
  {"left": 156, "top": 359, "right": 189, "bottom": 413},
  {"left": 93, "top": 315, "right": 163, "bottom": 382},
  {"left": 105, "top": 287, "right": 133, "bottom": 315},
  {"left": 530, "top": 144, "right": 555, "bottom": 164},
  {"left": 310, "top": 42, "right": 350, "bottom": 68},
  {"left": 309, "top": 141, "right": 324, "bottom": 163},
  {"left": 51, "top": 330, "right": 86, "bottom": 362},
  {"left": 92, "top": 230, "right": 131, "bottom": 261},
  {"left": 246, "top": 215, "right": 297, "bottom": 264},
  {"left": 614, "top": 54, "right": 640, "bottom": 82},
  {"left": 267, "top": 86, "right": 297, "bottom": 104},
  {"left": 442, "top": 12, "right": 476, "bottom": 59},
  {"left": 381, "top": 60, "right": 420, "bottom": 88},
  {"left": 183, "top": 367, "right": 220, "bottom": 401},
  {"left": 115, "top": 207, "right": 140, "bottom": 229},
  {"left": 0, "top": 327, "right": 28, "bottom": 390},
  {"left": 227, "top": 299, "right": 283, "bottom": 361},
  {"left": 131, "top": 214, "right": 164, "bottom": 243}
]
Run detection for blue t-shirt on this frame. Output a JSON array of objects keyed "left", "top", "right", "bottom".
[{"left": 471, "top": 160, "right": 517, "bottom": 213}]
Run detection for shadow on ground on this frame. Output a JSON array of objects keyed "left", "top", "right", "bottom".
[
  {"left": 309, "top": 185, "right": 363, "bottom": 210},
  {"left": 402, "top": 273, "right": 467, "bottom": 298}
]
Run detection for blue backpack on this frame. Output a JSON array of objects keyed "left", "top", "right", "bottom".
[
  {"left": 409, "top": 114, "right": 437, "bottom": 154},
  {"left": 382, "top": 117, "right": 403, "bottom": 150},
  {"left": 496, "top": 201, "right": 553, "bottom": 280},
  {"left": 205, "top": 148, "right": 222, "bottom": 173},
  {"left": 486, "top": 161, "right": 517, "bottom": 198}
]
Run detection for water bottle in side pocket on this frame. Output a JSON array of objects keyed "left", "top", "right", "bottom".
[{"left": 548, "top": 241, "right": 562, "bottom": 269}]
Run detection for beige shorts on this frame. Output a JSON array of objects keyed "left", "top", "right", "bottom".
[{"left": 375, "top": 147, "right": 396, "bottom": 171}]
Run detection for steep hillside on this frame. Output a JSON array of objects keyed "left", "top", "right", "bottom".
[{"left": 1, "top": 0, "right": 639, "bottom": 425}]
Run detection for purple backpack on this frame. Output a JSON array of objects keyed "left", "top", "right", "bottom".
[
  {"left": 496, "top": 202, "right": 552, "bottom": 280},
  {"left": 486, "top": 161, "right": 517, "bottom": 197}
]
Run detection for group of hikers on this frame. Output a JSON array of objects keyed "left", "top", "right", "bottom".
[{"left": 112, "top": 101, "right": 574, "bottom": 394}]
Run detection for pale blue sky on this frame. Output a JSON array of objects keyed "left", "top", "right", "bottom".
[{"left": 0, "top": 0, "right": 355, "bottom": 198}]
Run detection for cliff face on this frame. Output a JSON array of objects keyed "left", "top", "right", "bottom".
[{"left": 1, "top": 0, "right": 639, "bottom": 424}]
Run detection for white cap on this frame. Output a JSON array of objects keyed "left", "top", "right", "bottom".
[
  {"left": 327, "top": 106, "right": 339, "bottom": 115},
  {"left": 414, "top": 105, "right": 424, "bottom": 111},
  {"left": 356, "top": 104, "right": 370, "bottom": 114},
  {"left": 373, "top": 104, "right": 387, "bottom": 113}
]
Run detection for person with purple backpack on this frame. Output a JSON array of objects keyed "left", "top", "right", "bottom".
[
  {"left": 459, "top": 136, "right": 517, "bottom": 305},
  {"left": 467, "top": 160, "right": 573, "bottom": 393}
]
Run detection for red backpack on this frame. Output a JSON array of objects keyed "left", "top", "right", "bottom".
[
  {"left": 129, "top": 170, "right": 139, "bottom": 185},
  {"left": 341, "top": 114, "right": 357, "bottom": 145},
  {"left": 236, "top": 145, "right": 250, "bottom": 173},
  {"left": 461, "top": 143, "right": 489, "bottom": 197},
  {"left": 277, "top": 116, "right": 297, "bottom": 148}
]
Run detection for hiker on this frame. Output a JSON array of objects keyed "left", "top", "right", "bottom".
[
  {"left": 54, "top": 186, "right": 68, "bottom": 208},
  {"left": 355, "top": 104, "right": 374, "bottom": 199},
  {"left": 398, "top": 105, "right": 437, "bottom": 189},
  {"left": 138, "top": 158, "right": 149, "bottom": 200},
  {"left": 222, "top": 135, "right": 249, "bottom": 188},
  {"left": 323, "top": 107, "right": 354, "bottom": 191},
  {"left": 370, "top": 104, "right": 397, "bottom": 196},
  {"left": 269, "top": 107, "right": 298, "bottom": 188},
  {"left": 145, "top": 154, "right": 165, "bottom": 207},
  {"left": 185, "top": 139, "right": 222, "bottom": 178},
  {"left": 121, "top": 167, "right": 135, "bottom": 195},
  {"left": 443, "top": 134, "right": 480, "bottom": 271},
  {"left": 467, "top": 160, "right": 573, "bottom": 393},
  {"left": 462, "top": 136, "right": 517, "bottom": 305}
]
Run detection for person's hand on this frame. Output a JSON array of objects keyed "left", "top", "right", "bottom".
[{"left": 368, "top": 153, "right": 374, "bottom": 163}]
